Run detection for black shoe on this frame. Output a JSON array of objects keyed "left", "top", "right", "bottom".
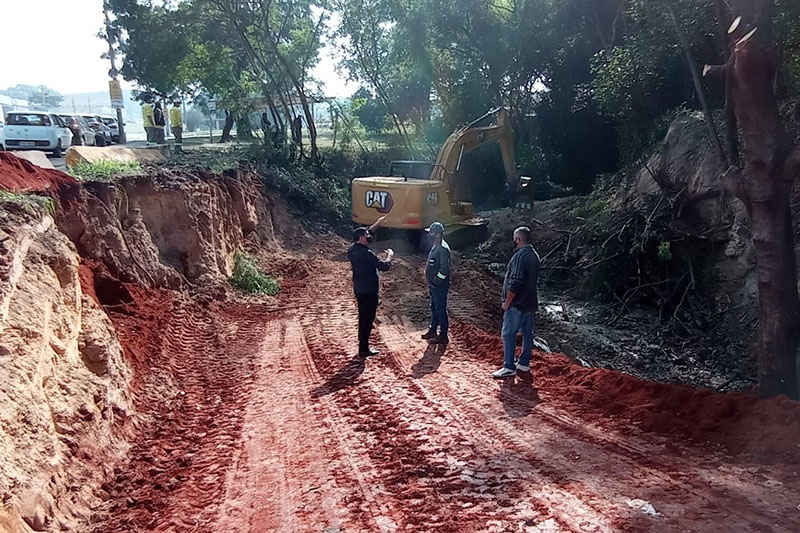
[
  {"left": 358, "top": 348, "right": 380, "bottom": 357},
  {"left": 421, "top": 330, "right": 438, "bottom": 340},
  {"left": 428, "top": 335, "right": 449, "bottom": 345}
]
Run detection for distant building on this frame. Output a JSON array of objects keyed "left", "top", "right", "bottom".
[{"left": 0, "top": 94, "right": 30, "bottom": 117}]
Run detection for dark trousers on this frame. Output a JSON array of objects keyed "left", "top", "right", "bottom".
[
  {"left": 428, "top": 283, "right": 450, "bottom": 337},
  {"left": 355, "top": 292, "right": 379, "bottom": 352}
]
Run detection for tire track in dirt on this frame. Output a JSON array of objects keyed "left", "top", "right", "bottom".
[
  {"left": 376, "top": 314, "right": 800, "bottom": 532},
  {"left": 292, "top": 262, "right": 619, "bottom": 531},
  {"left": 93, "top": 298, "right": 268, "bottom": 532},
  {"left": 211, "top": 317, "right": 381, "bottom": 533},
  {"left": 94, "top": 247, "right": 800, "bottom": 532}
]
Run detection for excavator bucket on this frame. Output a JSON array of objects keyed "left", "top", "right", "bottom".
[{"left": 444, "top": 219, "right": 489, "bottom": 249}]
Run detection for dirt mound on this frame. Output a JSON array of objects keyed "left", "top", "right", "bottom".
[
  {"left": 0, "top": 151, "right": 78, "bottom": 193},
  {"left": 454, "top": 320, "right": 800, "bottom": 462}
]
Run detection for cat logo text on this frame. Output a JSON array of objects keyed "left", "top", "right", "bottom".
[{"left": 365, "top": 190, "right": 394, "bottom": 213}]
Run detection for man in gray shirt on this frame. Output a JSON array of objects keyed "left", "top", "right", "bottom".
[
  {"left": 422, "top": 222, "right": 451, "bottom": 345},
  {"left": 492, "top": 226, "right": 540, "bottom": 378}
]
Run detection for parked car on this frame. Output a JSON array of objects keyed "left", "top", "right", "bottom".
[
  {"left": 59, "top": 114, "right": 96, "bottom": 146},
  {"left": 0, "top": 116, "right": 4, "bottom": 150},
  {"left": 1, "top": 112, "right": 72, "bottom": 156},
  {"left": 81, "top": 114, "right": 112, "bottom": 146},
  {"left": 100, "top": 116, "right": 121, "bottom": 143}
]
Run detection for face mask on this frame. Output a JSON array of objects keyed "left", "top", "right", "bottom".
[{"left": 366, "top": 233, "right": 374, "bottom": 244}]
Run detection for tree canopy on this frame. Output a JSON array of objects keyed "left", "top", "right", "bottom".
[{"left": 108, "top": 0, "right": 800, "bottom": 186}]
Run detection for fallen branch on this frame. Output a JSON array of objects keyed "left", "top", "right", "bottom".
[{"left": 610, "top": 279, "right": 672, "bottom": 326}]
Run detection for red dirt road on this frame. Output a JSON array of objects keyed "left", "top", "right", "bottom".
[{"left": 93, "top": 250, "right": 800, "bottom": 533}]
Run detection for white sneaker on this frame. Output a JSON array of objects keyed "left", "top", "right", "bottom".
[
  {"left": 516, "top": 363, "right": 531, "bottom": 372},
  {"left": 492, "top": 367, "right": 517, "bottom": 379}
]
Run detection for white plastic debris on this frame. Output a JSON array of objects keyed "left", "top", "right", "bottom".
[
  {"left": 626, "top": 498, "right": 660, "bottom": 517},
  {"left": 533, "top": 336, "right": 551, "bottom": 353}
]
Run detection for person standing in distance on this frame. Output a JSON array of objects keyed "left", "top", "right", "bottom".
[
  {"left": 421, "top": 222, "right": 451, "bottom": 345},
  {"left": 170, "top": 99, "right": 183, "bottom": 150},
  {"left": 347, "top": 216, "right": 393, "bottom": 357},
  {"left": 492, "top": 226, "right": 540, "bottom": 378},
  {"left": 141, "top": 93, "right": 155, "bottom": 145}
]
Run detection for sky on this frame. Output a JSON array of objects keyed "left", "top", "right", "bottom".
[{"left": 0, "top": 0, "right": 357, "bottom": 97}]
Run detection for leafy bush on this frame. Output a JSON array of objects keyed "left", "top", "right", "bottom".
[
  {"left": 230, "top": 251, "right": 280, "bottom": 295},
  {"left": 69, "top": 161, "right": 142, "bottom": 181}
]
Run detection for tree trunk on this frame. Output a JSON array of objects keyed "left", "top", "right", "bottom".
[
  {"left": 665, "top": 1, "right": 728, "bottom": 167},
  {"left": 220, "top": 110, "right": 235, "bottom": 142},
  {"left": 725, "top": 0, "right": 800, "bottom": 398},
  {"left": 713, "top": 0, "right": 740, "bottom": 164}
]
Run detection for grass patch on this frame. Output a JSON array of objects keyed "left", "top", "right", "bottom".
[
  {"left": 230, "top": 251, "right": 280, "bottom": 295},
  {"left": 0, "top": 190, "right": 55, "bottom": 215},
  {"left": 69, "top": 160, "right": 142, "bottom": 182},
  {"left": 166, "top": 145, "right": 253, "bottom": 173}
]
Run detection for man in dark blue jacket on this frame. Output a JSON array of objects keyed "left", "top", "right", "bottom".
[
  {"left": 422, "top": 222, "right": 451, "bottom": 345},
  {"left": 492, "top": 226, "right": 540, "bottom": 378},
  {"left": 347, "top": 216, "right": 394, "bottom": 357}
]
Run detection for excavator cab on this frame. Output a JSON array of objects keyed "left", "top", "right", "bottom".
[{"left": 388, "top": 160, "right": 433, "bottom": 181}]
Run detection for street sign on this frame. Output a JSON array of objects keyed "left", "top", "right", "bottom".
[
  {"left": 208, "top": 98, "right": 217, "bottom": 111},
  {"left": 109, "top": 80, "right": 124, "bottom": 109}
]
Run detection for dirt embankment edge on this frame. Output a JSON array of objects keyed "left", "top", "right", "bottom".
[{"left": 0, "top": 153, "right": 291, "bottom": 532}]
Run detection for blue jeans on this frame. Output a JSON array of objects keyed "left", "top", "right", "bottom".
[
  {"left": 502, "top": 306, "right": 534, "bottom": 370},
  {"left": 428, "top": 283, "right": 449, "bottom": 337}
]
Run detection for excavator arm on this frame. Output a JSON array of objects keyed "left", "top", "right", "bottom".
[{"left": 430, "top": 107, "right": 523, "bottom": 196}]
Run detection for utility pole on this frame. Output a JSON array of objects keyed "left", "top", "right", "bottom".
[
  {"left": 72, "top": 98, "right": 76, "bottom": 114},
  {"left": 103, "top": 1, "right": 127, "bottom": 144}
]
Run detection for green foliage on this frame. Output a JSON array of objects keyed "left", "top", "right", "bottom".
[
  {"left": 351, "top": 88, "right": 389, "bottom": 133},
  {"left": 107, "top": 0, "right": 192, "bottom": 95},
  {"left": 68, "top": 161, "right": 142, "bottom": 182},
  {"left": 230, "top": 251, "right": 280, "bottom": 295},
  {"left": 658, "top": 241, "right": 672, "bottom": 262},
  {"left": 0, "top": 191, "right": 55, "bottom": 216},
  {"left": 573, "top": 197, "right": 611, "bottom": 226}
]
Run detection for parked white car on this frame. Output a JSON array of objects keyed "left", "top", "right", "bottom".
[{"left": 2, "top": 112, "right": 72, "bottom": 157}]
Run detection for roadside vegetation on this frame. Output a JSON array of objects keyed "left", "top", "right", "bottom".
[
  {"left": 230, "top": 251, "right": 280, "bottom": 296},
  {"left": 69, "top": 161, "right": 142, "bottom": 182},
  {"left": 0, "top": 191, "right": 55, "bottom": 215}
]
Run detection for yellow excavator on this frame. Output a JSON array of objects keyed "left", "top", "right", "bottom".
[{"left": 351, "top": 107, "right": 532, "bottom": 248}]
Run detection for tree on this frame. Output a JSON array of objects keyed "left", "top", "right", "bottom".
[
  {"left": 2, "top": 84, "right": 63, "bottom": 111},
  {"left": 333, "top": 0, "right": 415, "bottom": 155},
  {"left": 106, "top": 0, "right": 192, "bottom": 96},
  {"left": 205, "top": 0, "right": 323, "bottom": 160},
  {"left": 27, "top": 86, "right": 63, "bottom": 111},
  {"left": 351, "top": 87, "right": 388, "bottom": 133},
  {"left": 708, "top": 0, "right": 800, "bottom": 398}
]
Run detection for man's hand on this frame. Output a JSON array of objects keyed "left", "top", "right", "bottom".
[
  {"left": 502, "top": 290, "right": 515, "bottom": 311},
  {"left": 369, "top": 215, "right": 387, "bottom": 231}
]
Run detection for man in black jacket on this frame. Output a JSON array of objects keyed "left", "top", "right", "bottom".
[
  {"left": 492, "top": 226, "right": 540, "bottom": 379},
  {"left": 347, "top": 216, "right": 394, "bottom": 357},
  {"left": 422, "top": 222, "right": 451, "bottom": 344}
]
